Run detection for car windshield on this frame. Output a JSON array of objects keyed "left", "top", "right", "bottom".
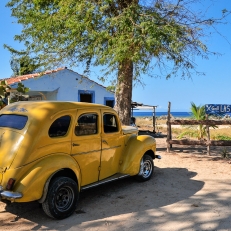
[{"left": 0, "top": 114, "right": 28, "bottom": 130}]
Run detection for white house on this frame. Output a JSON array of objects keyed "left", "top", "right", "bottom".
[{"left": 3, "top": 67, "right": 115, "bottom": 107}]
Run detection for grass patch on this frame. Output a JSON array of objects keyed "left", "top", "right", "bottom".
[
  {"left": 135, "top": 117, "right": 231, "bottom": 140},
  {"left": 211, "top": 134, "right": 231, "bottom": 140}
]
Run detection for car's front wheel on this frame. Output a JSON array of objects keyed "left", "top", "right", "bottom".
[
  {"left": 136, "top": 154, "right": 154, "bottom": 181},
  {"left": 42, "top": 177, "right": 78, "bottom": 219}
]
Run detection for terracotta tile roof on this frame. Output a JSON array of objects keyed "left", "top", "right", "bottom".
[
  {"left": 3, "top": 67, "right": 66, "bottom": 85},
  {"left": 1, "top": 67, "right": 110, "bottom": 90}
]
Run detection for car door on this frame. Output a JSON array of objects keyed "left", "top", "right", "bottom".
[
  {"left": 71, "top": 109, "right": 101, "bottom": 186},
  {"left": 99, "top": 111, "right": 123, "bottom": 180}
]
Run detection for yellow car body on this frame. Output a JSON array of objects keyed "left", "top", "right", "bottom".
[{"left": 0, "top": 101, "right": 158, "bottom": 219}]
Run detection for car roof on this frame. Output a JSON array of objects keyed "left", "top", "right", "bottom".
[{"left": 0, "top": 101, "right": 114, "bottom": 120}]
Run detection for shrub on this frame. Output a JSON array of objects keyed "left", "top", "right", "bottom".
[
  {"left": 211, "top": 134, "right": 231, "bottom": 141},
  {"left": 221, "top": 148, "right": 230, "bottom": 159}
]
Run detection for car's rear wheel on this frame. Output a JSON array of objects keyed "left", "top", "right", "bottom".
[
  {"left": 42, "top": 177, "right": 78, "bottom": 219},
  {"left": 136, "top": 154, "right": 154, "bottom": 181}
]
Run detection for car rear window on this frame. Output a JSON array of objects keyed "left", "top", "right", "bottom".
[{"left": 0, "top": 114, "right": 28, "bottom": 130}]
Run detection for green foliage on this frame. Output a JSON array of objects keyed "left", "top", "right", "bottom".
[
  {"left": 221, "top": 148, "right": 230, "bottom": 159},
  {"left": 16, "top": 55, "right": 41, "bottom": 76},
  {"left": 4, "top": 44, "right": 43, "bottom": 76},
  {"left": 16, "top": 82, "right": 29, "bottom": 94},
  {"left": 0, "top": 81, "right": 29, "bottom": 103},
  {"left": 106, "top": 85, "right": 116, "bottom": 92},
  {"left": 190, "top": 102, "right": 206, "bottom": 121},
  {"left": 5, "top": 0, "right": 229, "bottom": 80},
  {"left": 5, "top": 0, "right": 230, "bottom": 124},
  {"left": 0, "top": 81, "right": 10, "bottom": 96},
  {"left": 211, "top": 134, "right": 231, "bottom": 141},
  {"left": 177, "top": 129, "right": 199, "bottom": 139},
  {"left": 189, "top": 102, "right": 207, "bottom": 139},
  {"left": 178, "top": 102, "right": 217, "bottom": 140},
  {"left": 0, "top": 81, "right": 8, "bottom": 96}
]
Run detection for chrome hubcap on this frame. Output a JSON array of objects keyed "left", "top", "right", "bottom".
[{"left": 139, "top": 158, "right": 153, "bottom": 178}]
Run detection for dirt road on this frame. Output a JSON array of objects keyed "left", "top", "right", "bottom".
[{"left": 1, "top": 138, "right": 231, "bottom": 231}]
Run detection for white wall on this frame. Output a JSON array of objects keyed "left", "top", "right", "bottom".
[{"left": 11, "top": 69, "right": 115, "bottom": 105}]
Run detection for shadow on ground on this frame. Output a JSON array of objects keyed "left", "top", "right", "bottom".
[
  {"left": 139, "top": 130, "right": 167, "bottom": 138},
  {"left": 0, "top": 166, "right": 204, "bottom": 230}
]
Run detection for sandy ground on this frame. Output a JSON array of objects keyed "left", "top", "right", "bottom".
[{"left": 1, "top": 137, "right": 231, "bottom": 231}]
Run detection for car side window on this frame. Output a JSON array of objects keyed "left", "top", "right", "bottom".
[
  {"left": 75, "top": 113, "right": 98, "bottom": 136},
  {"left": 103, "top": 114, "right": 118, "bottom": 133},
  {"left": 49, "top": 115, "right": 71, "bottom": 138}
]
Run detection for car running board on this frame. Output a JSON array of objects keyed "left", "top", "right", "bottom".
[{"left": 81, "top": 173, "right": 130, "bottom": 191}]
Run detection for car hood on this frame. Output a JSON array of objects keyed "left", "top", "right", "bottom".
[
  {"left": 0, "top": 128, "right": 24, "bottom": 170},
  {"left": 122, "top": 126, "right": 138, "bottom": 135}
]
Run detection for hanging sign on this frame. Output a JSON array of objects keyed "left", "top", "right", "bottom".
[{"left": 205, "top": 104, "right": 231, "bottom": 114}]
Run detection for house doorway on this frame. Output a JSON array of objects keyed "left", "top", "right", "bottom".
[{"left": 80, "top": 93, "right": 92, "bottom": 103}]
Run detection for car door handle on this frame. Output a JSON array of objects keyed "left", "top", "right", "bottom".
[
  {"left": 72, "top": 143, "right": 80, "bottom": 146},
  {"left": 102, "top": 140, "right": 108, "bottom": 145}
]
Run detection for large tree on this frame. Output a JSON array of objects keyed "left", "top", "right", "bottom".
[
  {"left": 10, "top": 55, "right": 42, "bottom": 76},
  {"left": 4, "top": 45, "right": 43, "bottom": 76},
  {"left": 6, "top": 0, "right": 230, "bottom": 124}
]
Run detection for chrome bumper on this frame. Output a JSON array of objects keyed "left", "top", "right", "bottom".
[{"left": 0, "top": 186, "right": 22, "bottom": 200}]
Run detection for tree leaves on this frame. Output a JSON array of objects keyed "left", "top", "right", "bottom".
[
  {"left": 0, "top": 81, "right": 29, "bottom": 99},
  {"left": 6, "top": 0, "right": 227, "bottom": 79},
  {"left": 5, "top": 0, "right": 230, "bottom": 123}
]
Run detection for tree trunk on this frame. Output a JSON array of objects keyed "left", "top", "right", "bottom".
[{"left": 114, "top": 60, "right": 133, "bottom": 125}]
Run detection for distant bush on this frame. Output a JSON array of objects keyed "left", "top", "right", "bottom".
[
  {"left": 221, "top": 148, "right": 230, "bottom": 159},
  {"left": 211, "top": 134, "right": 231, "bottom": 141},
  {"left": 177, "top": 129, "right": 198, "bottom": 139}
]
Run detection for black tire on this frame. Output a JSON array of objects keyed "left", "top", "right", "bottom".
[
  {"left": 136, "top": 154, "right": 154, "bottom": 182},
  {"left": 42, "top": 177, "right": 78, "bottom": 219}
]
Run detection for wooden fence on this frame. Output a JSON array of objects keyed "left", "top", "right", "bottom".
[{"left": 166, "top": 102, "right": 231, "bottom": 155}]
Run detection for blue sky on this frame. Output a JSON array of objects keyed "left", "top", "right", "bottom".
[{"left": 0, "top": 0, "right": 230, "bottom": 112}]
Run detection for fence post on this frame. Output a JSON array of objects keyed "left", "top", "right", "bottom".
[
  {"left": 153, "top": 106, "right": 156, "bottom": 133},
  {"left": 167, "top": 102, "right": 172, "bottom": 152},
  {"left": 206, "top": 114, "right": 211, "bottom": 155}
]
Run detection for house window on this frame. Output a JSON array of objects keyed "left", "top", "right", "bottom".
[
  {"left": 104, "top": 97, "right": 115, "bottom": 108},
  {"left": 80, "top": 94, "right": 92, "bottom": 103},
  {"left": 78, "top": 90, "right": 95, "bottom": 103}
]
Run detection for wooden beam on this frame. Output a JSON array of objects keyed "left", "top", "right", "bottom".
[
  {"left": 168, "top": 139, "right": 207, "bottom": 145},
  {"left": 169, "top": 139, "right": 231, "bottom": 146},
  {"left": 209, "top": 140, "right": 231, "bottom": 146},
  {"left": 168, "top": 120, "right": 231, "bottom": 125}
]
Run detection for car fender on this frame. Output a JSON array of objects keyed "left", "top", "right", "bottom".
[
  {"left": 13, "top": 154, "right": 81, "bottom": 202},
  {"left": 119, "top": 135, "right": 156, "bottom": 175}
]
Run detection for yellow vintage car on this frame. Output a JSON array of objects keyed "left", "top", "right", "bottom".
[{"left": 0, "top": 101, "right": 160, "bottom": 219}]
